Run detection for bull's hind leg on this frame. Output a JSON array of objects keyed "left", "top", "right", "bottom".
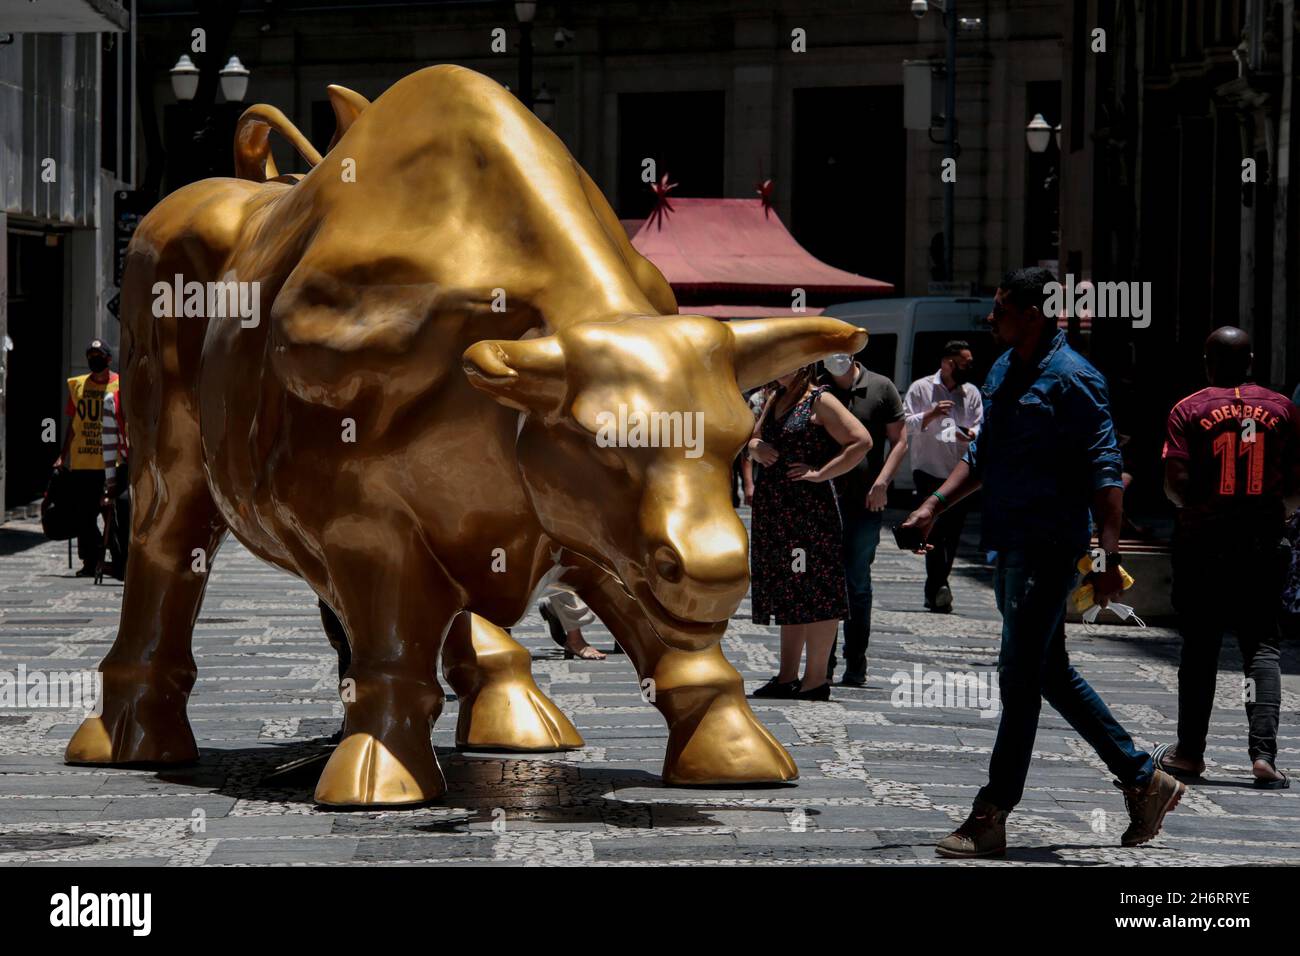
[
  {"left": 442, "top": 612, "right": 583, "bottom": 751},
  {"left": 567, "top": 560, "right": 798, "bottom": 785},
  {"left": 312, "top": 527, "right": 456, "bottom": 807},
  {"left": 66, "top": 465, "right": 228, "bottom": 766}
]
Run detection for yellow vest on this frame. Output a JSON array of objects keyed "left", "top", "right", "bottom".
[{"left": 66, "top": 372, "right": 120, "bottom": 470}]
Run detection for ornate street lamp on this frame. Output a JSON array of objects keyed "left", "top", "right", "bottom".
[
  {"left": 1026, "top": 113, "right": 1053, "bottom": 154},
  {"left": 219, "top": 56, "right": 250, "bottom": 103},
  {"left": 170, "top": 54, "right": 199, "bottom": 101}
]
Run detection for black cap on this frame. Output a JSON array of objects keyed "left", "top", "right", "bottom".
[{"left": 86, "top": 338, "right": 111, "bottom": 357}]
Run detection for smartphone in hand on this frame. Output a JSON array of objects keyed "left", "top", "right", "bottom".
[{"left": 892, "top": 523, "right": 926, "bottom": 552}]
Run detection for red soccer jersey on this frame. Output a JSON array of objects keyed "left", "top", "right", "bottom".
[{"left": 1163, "top": 384, "right": 1300, "bottom": 533}]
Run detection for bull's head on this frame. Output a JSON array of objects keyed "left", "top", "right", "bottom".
[{"left": 463, "top": 314, "right": 866, "bottom": 651}]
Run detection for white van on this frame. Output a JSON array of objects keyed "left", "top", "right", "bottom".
[{"left": 821, "top": 296, "right": 996, "bottom": 491}]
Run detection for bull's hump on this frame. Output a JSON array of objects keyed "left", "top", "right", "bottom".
[{"left": 311, "top": 66, "right": 655, "bottom": 326}]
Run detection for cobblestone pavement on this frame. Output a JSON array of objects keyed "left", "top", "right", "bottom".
[{"left": 1, "top": 511, "right": 1297, "bottom": 866}]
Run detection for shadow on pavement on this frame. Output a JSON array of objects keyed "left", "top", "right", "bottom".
[{"left": 0, "top": 524, "right": 54, "bottom": 557}]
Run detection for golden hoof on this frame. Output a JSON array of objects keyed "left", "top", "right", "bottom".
[
  {"left": 662, "top": 694, "right": 799, "bottom": 786},
  {"left": 313, "top": 732, "right": 445, "bottom": 807},
  {"left": 64, "top": 712, "right": 199, "bottom": 766},
  {"left": 446, "top": 612, "right": 583, "bottom": 752},
  {"left": 456, "top": 681, "right": 584, "bottom": 752}
]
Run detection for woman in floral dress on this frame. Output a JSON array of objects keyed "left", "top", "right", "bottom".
[{"left": 747, "top": 364, "right": 871, "bottom": 700}]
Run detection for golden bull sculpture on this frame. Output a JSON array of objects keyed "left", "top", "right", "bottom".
[{"left": 66, "top": 66, "right": 867, "bottom": 807}]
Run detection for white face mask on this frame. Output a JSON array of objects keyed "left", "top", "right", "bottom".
[
  {"left": 1082, "top": 602, "right": 1145, "bottom": 628},
  {"left": 825, "top": 353, "right": 853, "bottom": 377}
]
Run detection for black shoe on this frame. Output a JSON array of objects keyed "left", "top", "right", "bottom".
[
  {"left": 840, "top": 656, "right": 867, "bottom": 686},
  {"left": 537, "top": 599, "right": 567, "bottom": 648},
  {"left": 794, "top": 680, "right": 831, "bottom": 702},
  {"left": 751, "top": 676, "right": 801, "bottom": 699},
  {"left": 74, "top": 564, "right": 97, "bottom": 578}
]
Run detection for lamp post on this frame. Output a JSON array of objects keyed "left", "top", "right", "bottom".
[
  {"left": 1024, "top": 112, "right": 1061, "bottom": 282},
  {"left": 912, "top": 0, "right": 958, "bottom": 284},
  {"left": 168, "top": 50, "right": 251, "bottom": 189},
  {"left": 516, "top": 1, "right": 536, "bottom": 111}
]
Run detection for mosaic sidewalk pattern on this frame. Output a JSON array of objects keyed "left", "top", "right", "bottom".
[{"left": 1, "top": 512, "right": 1297, "bottom": 866}]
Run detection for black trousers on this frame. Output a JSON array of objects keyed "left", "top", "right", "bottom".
[
  {"left": 65, "top": 470, "right": 107, "bottom": 567},
  {"left": 913, "top": 469, "right": 977, "bottom": 602},
  {"left": 66, "top": 467, "right": 129, "bottom": 573},
  {"left": 1172, "top": 532, "right": 1288, "bottom": 763}
]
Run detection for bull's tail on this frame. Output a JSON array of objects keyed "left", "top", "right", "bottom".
[{"left": 234, "top": 84, "right": 370, "bottom": 182}]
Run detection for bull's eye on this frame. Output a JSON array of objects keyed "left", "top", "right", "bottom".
[{"left": 654, "top": 545, "right": 683, "bottom": 584}]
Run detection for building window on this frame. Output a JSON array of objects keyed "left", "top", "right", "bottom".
[
  {"left": 616, "top": 91, "right": 725, "bottom": 219},
  {"left": 791, "top": 86, "right": 905, "bottom": 288}
]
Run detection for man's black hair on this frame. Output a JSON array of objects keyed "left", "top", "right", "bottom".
[
  {"left": 942, "top": 340, "right": 970, "bottom": 358},
  {"left": 998, "top": 267, "right": 1058, "bottom": 314}
]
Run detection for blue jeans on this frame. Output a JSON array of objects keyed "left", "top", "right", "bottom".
[
  {"left": 840, "top": 508, "right": 883, "bottom": 668},
  {"left": 978, "top": 547, "right": 1153, "bottom": 810}
]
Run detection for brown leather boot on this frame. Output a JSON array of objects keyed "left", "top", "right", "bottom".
[
  {"left": 1117, "top": 768, "right": 1186, "bottom": 847},
  {"left": 935, "top": 799, "right": 1008, "bottom": 858}
]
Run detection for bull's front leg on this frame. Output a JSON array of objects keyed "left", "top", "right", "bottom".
[
  {"left": 568, "top": 561, "right": 798, "bottom": 785},
  {"left": 442, "top": 611, "right": 583, "bottom": 751},
  {"left": 312, "top": 526, "right": 457, "bottom": 808}
]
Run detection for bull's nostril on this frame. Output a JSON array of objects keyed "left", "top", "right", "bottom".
[{"left": 654, "top": 545, "right": 684, "bottom": 584}]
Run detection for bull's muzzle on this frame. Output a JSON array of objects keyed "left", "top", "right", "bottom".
[{"left": 646, "top": 526, "right": 749, "bottom": 624}]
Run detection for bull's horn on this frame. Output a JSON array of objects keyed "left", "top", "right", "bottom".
[
  {"left": 462, "top": 337, "right": 567, "bottom": 417},
  {"left": 326, "top": 85, "right": 370, "bottom": 151},
  {"left": 728, "top": 317, "right": 868, "bottom": 392},
  {"left": 233, "top": 103, "right": 323, "bottom": 183}
]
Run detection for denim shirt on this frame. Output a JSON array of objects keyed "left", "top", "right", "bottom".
[{"left": 963, "top": 329, "right": 1124, "bottom": 552}]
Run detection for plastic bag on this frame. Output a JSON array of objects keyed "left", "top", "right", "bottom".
[{"left": 1069, "top": 553, "right": 1135, "bottom": 614}]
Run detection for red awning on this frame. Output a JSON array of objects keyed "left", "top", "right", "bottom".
[
  {"left": 681, "top": 305, "right": 826, "bottom": 319},
  {"left": 631, "top": 198, "right": 894, "bottom": 297}
]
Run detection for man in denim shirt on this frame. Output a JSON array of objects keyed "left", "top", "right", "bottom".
[{"left": 901, "top": 268, "right": 1185, "bottom": 857}]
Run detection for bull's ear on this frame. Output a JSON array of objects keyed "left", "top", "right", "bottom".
[
  {"left": 463, "top": 336, "right": 566, "bottom": 416},
  {"left": 728, "top": 317, "right": 868, "bottom": 392}
]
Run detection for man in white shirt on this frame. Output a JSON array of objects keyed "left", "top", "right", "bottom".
[{"left": 904, "top": 340, "right": 983, "bottom": 613}]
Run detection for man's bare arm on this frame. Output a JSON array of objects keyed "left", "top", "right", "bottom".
[
  {"left": 875, "top": 420, "right": 909, "bottom": 487},
  {"left": 1163, "top": 458, "right": 1190, "bottom": 510},
  {"left": 1092, "top": 484, "right": 1124, "bottom": 555}
]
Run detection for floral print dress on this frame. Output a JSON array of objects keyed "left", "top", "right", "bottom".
[{"left": 750, "top": 385, "right": 849, "bottom": 625}]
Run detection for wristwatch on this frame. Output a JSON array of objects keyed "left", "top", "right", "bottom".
[{"left": 1104, "top": 550, "right": 1124, "bottom": 569}]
